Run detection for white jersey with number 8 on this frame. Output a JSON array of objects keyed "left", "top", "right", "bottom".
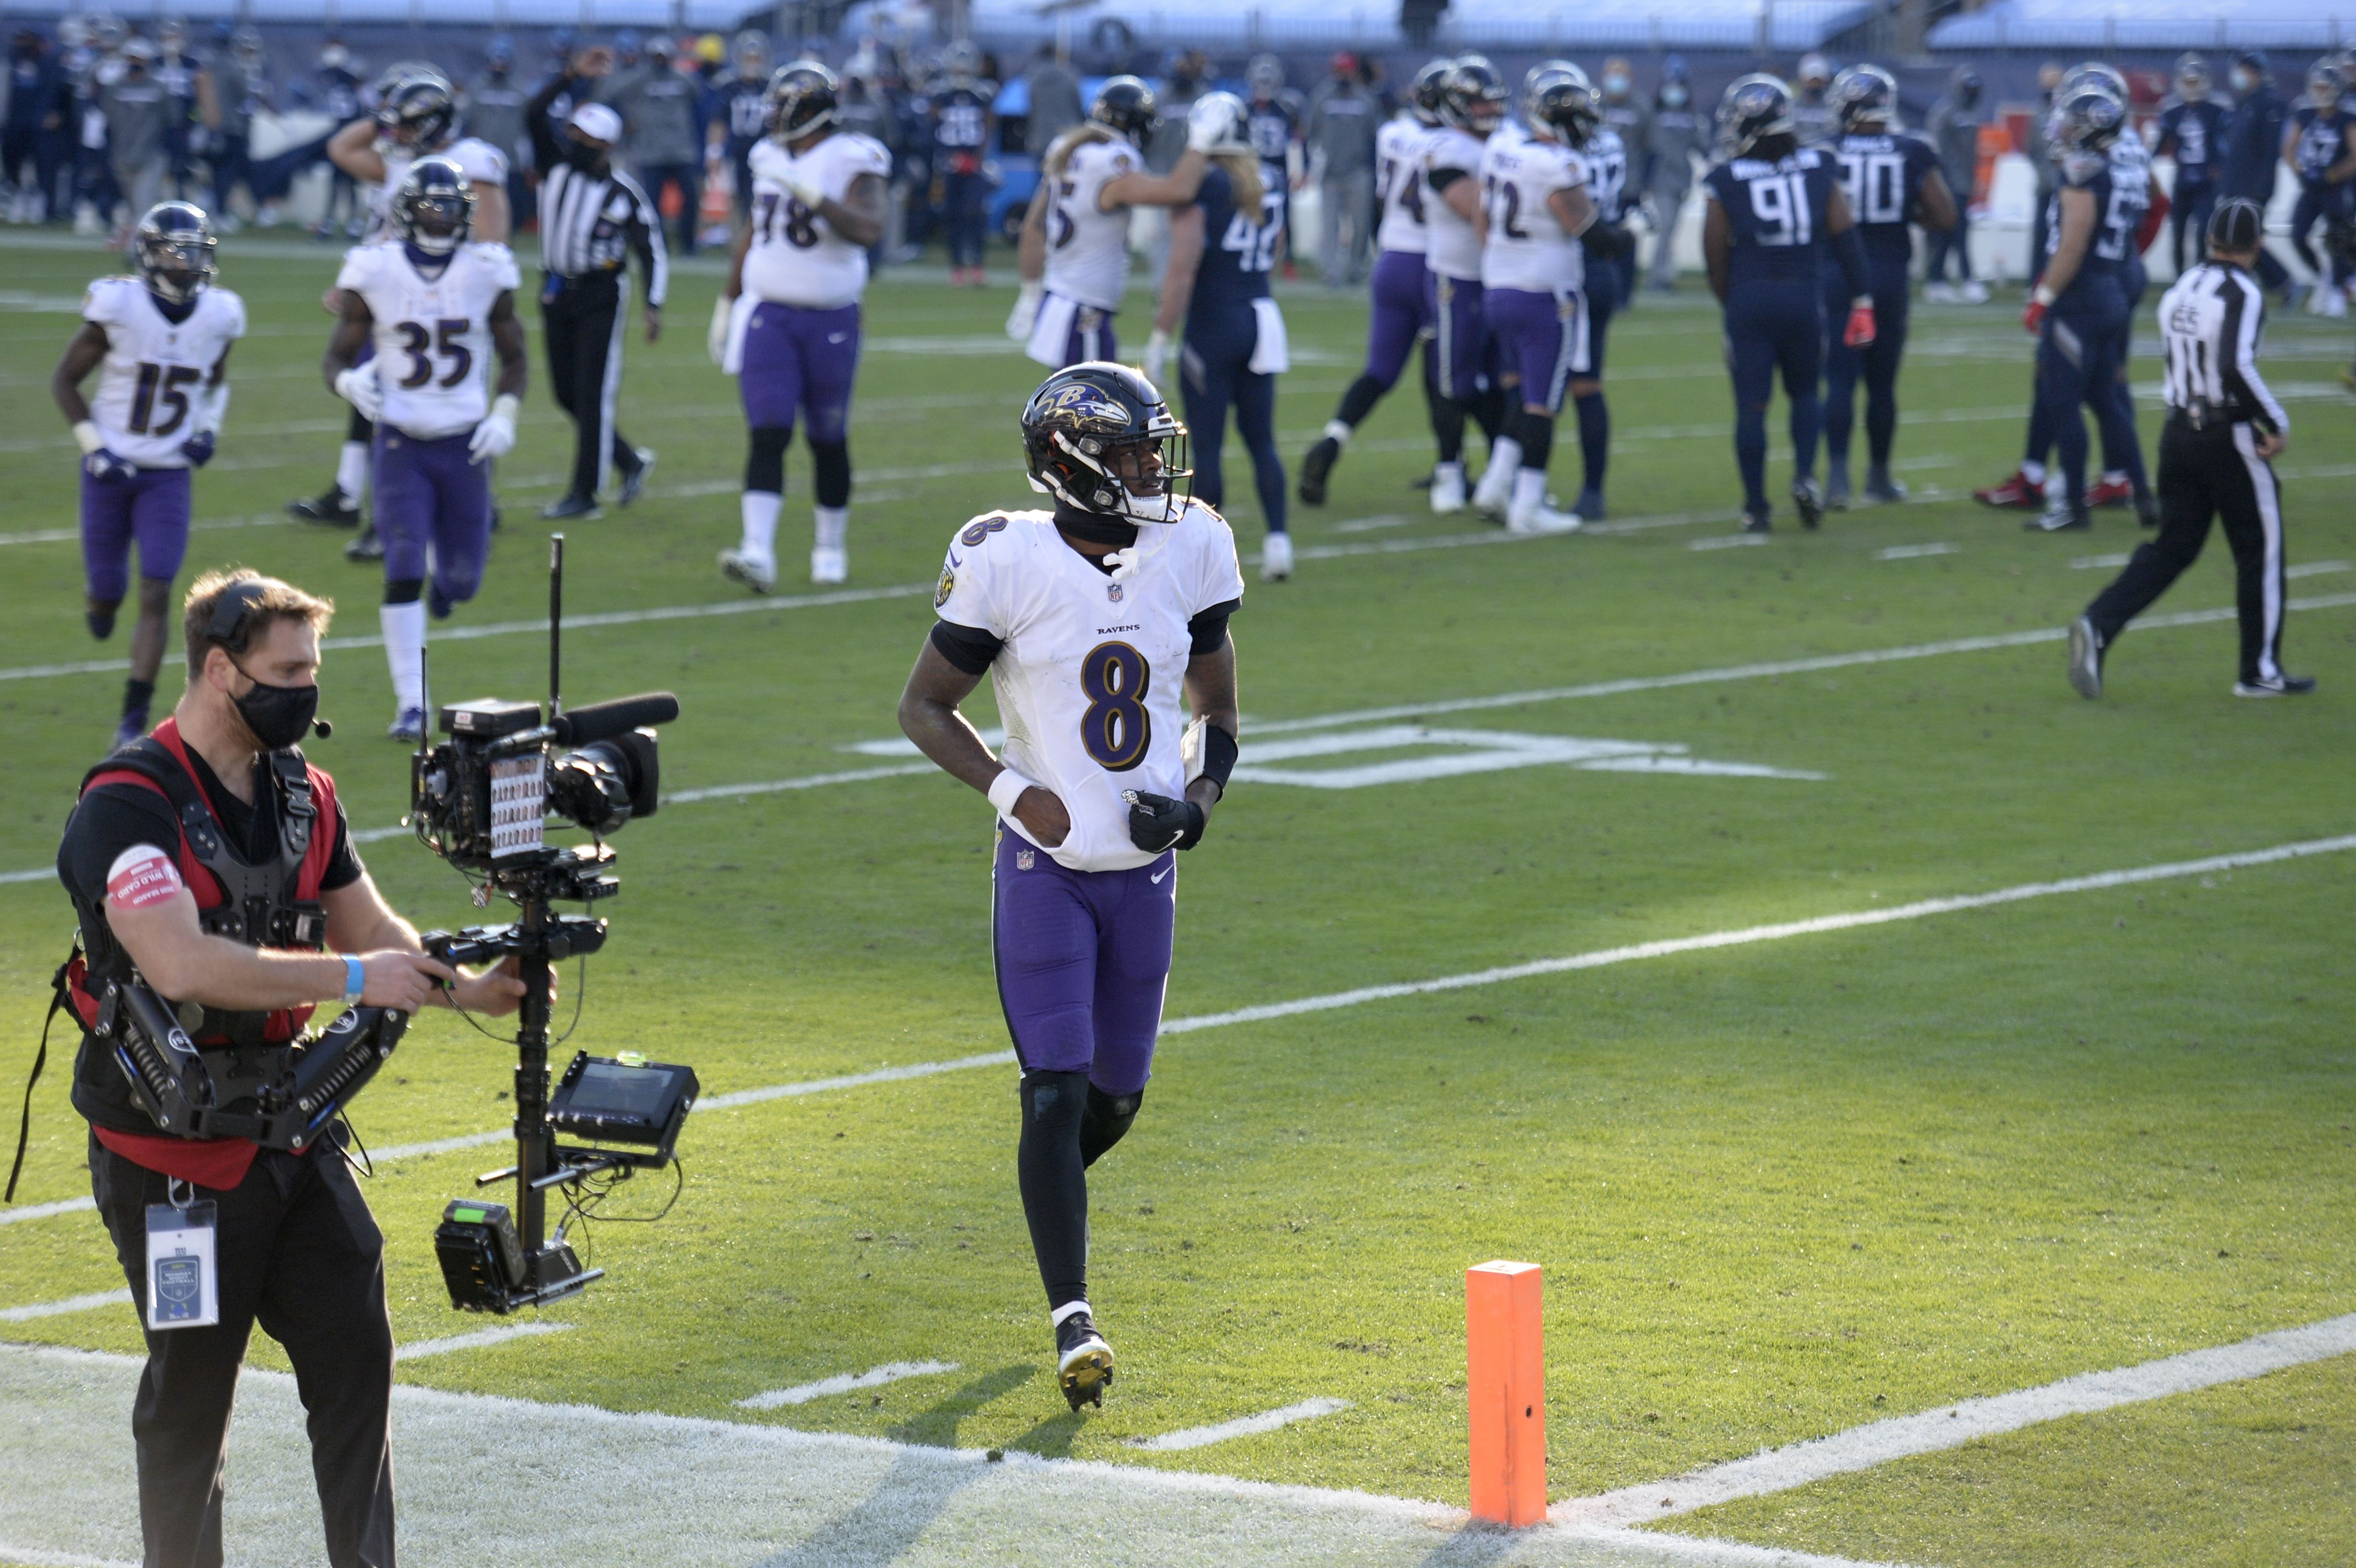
[
  {"left": 80, "top": 276, "right": 246, "bottom": 468},
  {"left": 933, "top": 503, "right": 1244, "bottom": 873},
  {"left": 335, "top": 240, "right": 520, "bottom": 440}
]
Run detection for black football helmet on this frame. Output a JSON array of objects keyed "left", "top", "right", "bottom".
[
  {"left": 1525, "top": 63, "right": 1599, "bottom": 147},
  {"left": 1441, "top": 56, "right": 1509, "bottom": 135},
  {"left": 1409, "top": 59, "right": 1452, "bottom": 127},
  {"left": 391, "top": 155, "right": 474, "bottom": 255},
  {"left": 2311, "top": 59, "right": 2343, "bottom": 109},
  {"left": 2059, "top": 62, "right": 2129, "bottom": 102},
  {"left": 135, "top": 201, "right": 217, "bottom": 303},
  {"left": 2049, "top": 83, "right": 2126, "bottom": 158},
  {"left": 377, "top": 70, "right": 457, "bottom": 151},
  {"left": 1090, "top": 76, "right": 1157, "bottom": 148},
  {"left": 1021, "top": 363, "right": 1193, "bottom": 525},
  {"left": 1718, "top": 73, "right": 1796, "bottom": 156},
  {"left": 1832, "top": 64, "right": 1898, "bottom": 131},
  {"left": 765, "top": 60, "right": 840, "bottom": 140}
]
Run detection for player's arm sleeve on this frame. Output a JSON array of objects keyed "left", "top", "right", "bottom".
[
  {"left": 488, "top": 244, "right": 523, "bottom": 292},
  {"left": 222, "top": 289, "right": 248, "bottom": 339},
  {"left": 321, "top": 798, "right": 365, "bottom": 890},
  {"left": 1194, "top": 513, "right": 1248, "bottom": 619},
  {"left": 622, "top": 175, "right": 667, "bottom": 307},
  {"left": 332, "top": 246, "right": 372, "bottom": 293},
  {"left": 1188, "top": 597, "right": 1240, "bottom": 654},
  {"left": 81, "top": 278, "right": 120, "bottom": 329},
  {"left": 928, "top": 530, "right": 1010, "bottom": 672},
  {"left": 1427, "top": 163, "right": 1470, "bottom": 193},
  {"left": 473, "top": 144, "right": 511, "bottom": 184}
]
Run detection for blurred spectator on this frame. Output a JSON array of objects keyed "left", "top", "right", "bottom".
[
  {"left": 705, "top": 29, "right": 770, "bottom": 222},
  {"left": 1790, "top": 52, "right": 1836, "bottom": 146},
  {"left": 1644, "top": 56, "right": 1704, "bottom": 291},
  {"left": 5, "top": 28, "right": 65, "bottom": 222},
  {"left": 1023, "top": 42, "right": 1081, "bottom": 154},
  {"left": 101, "top": 37, "right": 171, "bottom": 242},
  {"left": 615, "top": 34, "right": 701, "bottom": 255},
  {"left": 1924, "top": 65, "right": 1988, "bottom": 302},
  {"left": 209, "top": 25, "right": 272, "bottom": 226},
  {"left": 2219, "top": 50, "right": 2290, "bottom": 294},
  {"left": 1597, "top": 58, "right": 1649, "bottom": 165},
  {"left": 465, "top": 35, "right": 533, "bottom": 229},
  {"left": 1307, "top": 52, "right": 1378, "bottom": 286},
  {"left": 312, "top": 41, "right": 365, "bottom": 238},
  {"left": 153, "top": 17, "right": 211, "bottom": 199}
]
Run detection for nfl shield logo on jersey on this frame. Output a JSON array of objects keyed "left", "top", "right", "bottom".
[
  {"left": 1107, "top": 582, "right": 1124, "bottom": 602},
  {"left": 1016, "top": 849, "right": 1036, "bottom": 870}
]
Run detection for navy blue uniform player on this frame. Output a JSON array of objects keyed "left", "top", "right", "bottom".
[
  {"left": 1821, "top": 66, "right": 1956, "bottom": 508},
  {"left": 932, "top": 41, "right": 994, "bottom": 283},
  {"left": 1703, "top": 75, "right": 1875, "bottom": 533},
  {"left": 2024, "top": 84, "right": 2152, "bottom": 532},
  {"left": 1570, "top": 76, "right": 1636, "bottom": 519},
  {"left": 1245, "top": 56, "right": 1299, "bottom": 276},
  {"left": 712, "top": 35, "right": 774, "bottom": 222},
  {"left": 2155, "top": 55, "right": 2230, "bottom": 276},
  {"left": 1147, "top": 94, "right": 1293, "bottom": 580}
]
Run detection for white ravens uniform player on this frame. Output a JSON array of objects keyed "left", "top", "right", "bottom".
[
  {"left": 1029, "top": 133, "right": 1142, "bottom": 366},
  {"left": 370, "top": 136, "right": 509, "bottom": 239},
  {"left": 1475, "top": 109, "right": 1591, "bottom": 532},
  {"left": 80, "top": 274, "right": 246, "bottom": 468}
]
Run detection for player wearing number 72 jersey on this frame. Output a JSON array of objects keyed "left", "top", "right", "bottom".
[
  {"left": 897, "top": 363, "right": 1243, "bottom": 1415},
  {"left": 325, "top": 157, "right": 529, "bottom": 740}
]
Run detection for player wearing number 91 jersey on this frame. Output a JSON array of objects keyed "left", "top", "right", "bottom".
[
  {"left": 898, "top": 363, "right": 1243, "bottom": 1414},
  {"left": 326, "top": 157, "right": 529, "bottom": 739}
]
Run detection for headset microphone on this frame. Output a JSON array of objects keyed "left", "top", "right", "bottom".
[{"left": 312, "top": 719, "right": 334, "bottom": 739}]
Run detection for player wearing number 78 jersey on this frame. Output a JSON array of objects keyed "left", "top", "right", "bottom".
[
  {"left": 897, "top": 363, "right": 1243, "bottom": 1415},
  {"left": 325, "top": 157, "right": 528, "bottom": 740}
]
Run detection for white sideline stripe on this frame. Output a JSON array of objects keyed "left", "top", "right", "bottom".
[
  {"left": 1557, "top": 1311, "right": 2356, "bottom": 1529},
  {"left": 397, "top": 1322, "right": 573, "bottom": 1361},
  {"left": 0, "top": 1546, "right": 139, "bottom": 1568},
  {"left": 1874, "top": 543, "right": 1958, "bottom": 560},
  {"left": 11, "top": 834, "right": 2344, "bottom": 1230},
  {"left": 0, "top": 1290, "right": 130, "bottom": 1323},
  {"left": 1131, "top": 1397, "right": 1352, "bottom": 1451},
  {"left": 1690, "top": 534, "right": 1767, "bottom": 551},
  {"left": 0, "top": 1197, "right": 100, "bottom": 1226},
  {"left": 737, "top": 1359, "right": 960, "bottom": 1409},
  {"left": 666, "top": 762, "right": 935, "bottom": 803}
]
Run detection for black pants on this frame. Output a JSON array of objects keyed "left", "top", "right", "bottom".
[
  {"left": 90, "top": 1131, "right": 395, "bottom": 1568},
  {"left": 541, "top": 272, "right": 641, "bottom": 501},
  {"left": 2086, "top": 417, "right": 2287, "bottom": 685},
  {"left": 634, "top": 160, "right": 699, "bottom": 255}
]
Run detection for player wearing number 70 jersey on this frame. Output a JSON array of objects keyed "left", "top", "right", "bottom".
[
  {"left": 324, "top": 157, "right": 529, "bottom": 740},
  {"left": 713, "top": 61, "right": 890, "bottom": 594},
  {"left": 53, "top": 201, "right": 245, "bottom": 751},
  {"left": 897, "top": 363, "right": 1243, "bottom": 1416}
]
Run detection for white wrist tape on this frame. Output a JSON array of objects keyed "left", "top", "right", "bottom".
[
  {"left": 489, "top": 392, "right": 520, "bottom": 424},
  {"left": 988, "top": 768, "right": 1036, "bottom": 818},
  {"left": 72, "top": 419, "right": 105, "bottom": 456},
  {"left": 196, "top": 382, "right": 230, "bottom": 437}
]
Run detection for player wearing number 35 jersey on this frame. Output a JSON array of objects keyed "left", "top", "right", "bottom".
[
  {"left": 898, "top": 363, "right": 1243, "bottom": 1416},
  {"left": 325, "top": 157, "right": 529, "bottom": 740}
]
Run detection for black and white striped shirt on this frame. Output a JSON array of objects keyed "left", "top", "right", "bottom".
[
  {"left": 537, "top": 159, "right": 669, "bottom": 308},
  {"left": 2157, "top": 261, "right": 2284, "bottom": 435}
]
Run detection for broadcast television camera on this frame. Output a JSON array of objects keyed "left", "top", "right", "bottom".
[{"left": 411, "top": 537, "right": 699, "bottom": 1315}]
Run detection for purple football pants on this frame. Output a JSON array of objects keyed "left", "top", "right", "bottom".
[
  {"left": 1362, "top": 247, "right": 1433, "bottom": 389},
  {"left": 1426, "top": 271, "right": 1491, "bottom": 400},
  {"left": 1485, "top": 285, "right": 1592, "bottom": 414},
  {"left": 992, "top": 827, "right": 1175, "bottom": 1097},
  {"left": 740, "top": 300, "right": 860, "bottom": 441},
  {"left": 81, "top": 465, "right": 191, "bottom": 601},
  {"left": 373, "top": 427, "right": 490, "bottom": 602}
]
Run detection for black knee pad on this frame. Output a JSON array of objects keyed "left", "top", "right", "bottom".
[
  {"left": 347, "top": 407, "right": 374, "bottom": 443},
  {"left": 1079, "top": 1083, "right": 1143, "bottom": 1168},
  {"left": 744, "top": 425, "right": 792, "bottom": 494},
  {"left": 809, "top": 439, "right": 851, "bottom": 508},
  {"left": 382, "top": 577, "right": 423, "bottom": 606}
]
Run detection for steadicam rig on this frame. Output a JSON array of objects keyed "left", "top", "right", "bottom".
[{"left": 411, "top": 537, "right": 698, "bottom": 1315}]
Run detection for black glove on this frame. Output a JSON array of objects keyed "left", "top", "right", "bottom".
[
  {"left": 1123, "top": 789, "right": 1206, "bottom": 852},
  {"left": 180, "top": 430, "right": 216, "bottom": 468},
  {"left": 1582, "top": 220, "right": 1634, "bottom": 261}
]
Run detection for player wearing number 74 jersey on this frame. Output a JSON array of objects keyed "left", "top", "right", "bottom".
[
  {"left": 324, "top": 156, "right": 529, "bottom": 740},
  {"left": 897, "top": 363, "right": 1243, "bottom": 1414}
]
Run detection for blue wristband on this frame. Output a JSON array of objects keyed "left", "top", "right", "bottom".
[{"left": 342, "top": 956, "right": 365, "bottom": 1006}]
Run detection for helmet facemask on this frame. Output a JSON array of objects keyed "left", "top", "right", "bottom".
[
  {"left": 140, "top": 229, "right": 216, "bottom": 303},
  {"left": 1032, "top": 423, "right": 1193, "bottom": 525}
]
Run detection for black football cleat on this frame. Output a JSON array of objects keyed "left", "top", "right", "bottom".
[
  {"left": 2232, "top": 674, "right": 2317, "bottom": 698},
  {"left": 2026, "top": 499, "right": 2091, "bottom": 532},
  {"left": 87, "top": 606, "right": 117, "bottom": 641},
  {"left": 540, "top": 492, "right": 604, "bottom": 521},
  {"left": 1790, "top": 476, "right": 1824, "bottom": 530},
  {"left": 1055, "top": 1310, "right": 1114, "bottom": 1411},
  {"left": 617, "top": 448, "right": 657, "bottom": 507},
  {"left": 288, "top": 485, "right": 361, "bottom": 527},
  {"left": 1297, "top": 436, "right": 1339, "bottom": 506},
  {"left": 2067, "top": 615, "right": 2105, "bottom": 699},
  {"left": 344, "top": 523, "right": 384, "bottom": 561},
  {"left": 1739, "top": 509, "right": 1771, "bottom": 534}
]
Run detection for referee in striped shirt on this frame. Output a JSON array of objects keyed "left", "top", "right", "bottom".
[
  {"left": 2071, "top": 199, "right": 2312, "bottom": 699},
  {"left": 528, "top": 53, "right": 668, "bottom": 520}
]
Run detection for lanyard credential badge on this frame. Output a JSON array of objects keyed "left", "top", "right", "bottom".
[{"left": 145, "top": 1180, "right": 219, "bottom": 1330}]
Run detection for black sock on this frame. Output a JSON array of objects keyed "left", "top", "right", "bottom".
[
  {"left": 1517, "top": 412, "right": 1555, "bottom": 475},
  {"left": 1433, "top": 398, "right": 1467, "bottom": 464},
  {"left": 1017, "top": 1070, "right": 1091, "bottom": 1310},
  {"left": 744, "top": 426, "right": 791, "bottom": 494},
  {"left": 1573, "top": 392, "right": 1607, "bottom": 490},
  {"left": 1079, "top": 1084, "right": 1142, "bottom": 1168},
  {"left": 1472, "top": 385, "right": 1509, "bottom": 446},
  {"left": 1333, "top": 373, "right": 1386, "bottom": 430},
  {"left": 809, "top": 439, "right": 852, "bottom": 509},
  {"left": 383, "top": 577, "right": 423, "bottom": 605},
  {"left": 122, "top": 677, "right": 154, "bottom": 719}
]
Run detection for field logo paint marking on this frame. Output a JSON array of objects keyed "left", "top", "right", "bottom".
[
  {"left": 738, "top": 1360, "right": 960, "bottom": 1409},
  {"left": 397, "top": 1322, "right": 573, "bottom": 1361},
  {"left": 1557, "top": 1311, "right": 2356, "bottom": 1529},
  {"left": 1128, "top": 1398, "right": 1352, "bottom": 1452},
  {"left": 1231, "top": 726, "right": 1826, "bottom": 790},
  {"left": 0, "top": 1290, "right": 131, "bottom": 1323}
]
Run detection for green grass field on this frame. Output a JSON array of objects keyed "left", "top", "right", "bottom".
[{"left": 0, "top": 228, "right": 2351, "bottom": 1566}]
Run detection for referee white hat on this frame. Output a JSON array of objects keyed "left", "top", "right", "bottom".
[{"left": 569, "top": 102, "right": 623, "bottom": 145}]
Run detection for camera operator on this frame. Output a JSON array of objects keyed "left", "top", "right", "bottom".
[{"left": 53, "top": 567, "right": 528, "bottom": 1568}]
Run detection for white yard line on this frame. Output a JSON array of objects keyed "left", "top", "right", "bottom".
[
  {"left": 1558, "top": 1312, "right": 2356, "bottom": 1530},
  {"left": 0, "top": 1290, "right": 130, "bottom": 1323},
  {"left": 396, "top": 1322, "right": 572, "bottom": 1361},
  {"left": 737, "top": 1360, "right": 961, "bottom": 1409},
  {"left": 1130, "top": 1398, "right": 1352, "bottom": 1452},
  {"left": 1690, "top": 535, "right": 1767, "bottom": 551},
  {"left": 1873, "top": 543, "right": 1957, "bottom": 561}
]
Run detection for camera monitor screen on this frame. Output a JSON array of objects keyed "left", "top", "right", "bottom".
[
  {"left": 548, "top": 1053, "right": 698, "bottom": 1151},
  {"left": 570, "top": 1060, "right": 677, "bottom": 1119}
]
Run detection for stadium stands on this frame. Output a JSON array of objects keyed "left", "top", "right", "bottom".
[
  {"left": 1931, "top": 0, "right": 2355, "bottom": 50},
  {"left": 967, "top": 0, "right": 1881, "bottom": 52}
]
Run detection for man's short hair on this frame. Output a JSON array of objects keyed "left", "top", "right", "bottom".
[{"left": 183, "top": 568, "right": 335, "bottom": 679}]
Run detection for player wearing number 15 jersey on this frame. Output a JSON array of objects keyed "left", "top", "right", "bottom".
[
  {"left": 897, "top": 363, "right": 1243, "bottom": 1415},
  {"left": 714, "top": 62, "right": 890, "bottom": 593},
  {"left": 325, "top": 158, "right": 528, "bottom": 739},
  {"left": 53, "top": 201, "right": 245, "bottom": 749}
]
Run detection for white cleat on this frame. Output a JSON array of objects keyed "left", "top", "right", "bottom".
[
  {"left": 1262, "top": 530, "right": 1294, "bottom": 581},
  {"left": 1429, "top": 466, "right": 1468, "bottom": 515},
  {"left": 1506, "top": 497, "right": 1583, "bottom": 535},
  {"left": 810, "top": 544, "right": 848, "bottom": 585},
  {"left": 718, "top": 548, "right": 775, "bottom": 595},
  {"left": 1470, "top": 462, "right": 1515, "bottom": 520},
  {"left": 1958, "top": 279, "right": 1990, "bottom": 305}
]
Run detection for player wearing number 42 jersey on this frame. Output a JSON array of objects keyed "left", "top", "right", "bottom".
[
  {"left": 325, "top": 157, "right": 529, "bottom": 740},
  {"left": 898, "top": 363, "right": 1243, "bottom": 1415},
  {"left": 714, "top": 61, "right": 890, "bottom": 592},
  {"left": 53, "top": 201, "right": 246, "bottom": 751}
]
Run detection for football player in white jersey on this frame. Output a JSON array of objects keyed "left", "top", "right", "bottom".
[
  {"left": 52, "top": 201, "right": 245, "bottom": 749},
  {"left": 291, "top": 68, "right": 513, "bottom": 548},
  {"left": 323, "top": 158, "right": 528, "bottom": 740},
  {"left": 1473, "top": 67, "right": 1599, "bottom": 534},
  {"left": 1007, "top": 76, "right": 1213, "bottom": 368},
  {"left": 1298, "top": 59, "right": 1452, "bottom": 506},
  {"left": 1423, "top": 57, "right": 1514, "bottom": 514},
  {"left": 713, "top": 62, "right": 889, "bottom": 591},
  {"left": 897, "top": 363, "right": 1243, "bottom": 1415}
]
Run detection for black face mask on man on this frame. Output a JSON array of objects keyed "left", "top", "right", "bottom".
[{"left": 228, "top": 660, "right": 321, "bottom": 750}]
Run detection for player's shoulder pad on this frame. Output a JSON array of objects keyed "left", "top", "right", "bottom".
[
  {"left": 950, "top": 508, "right": 1050, "bottom": 550},
  {"left": 748, "top": 137, "right": 787, "bottom": 178},
  {"left": 82, "top": 273, "right": 134, "bottom": 325},
  {"left": 207, "top": 285, "right": 249, "bottom": 338},
  {"left": 1791, "top": 146, "right": 1826, "bottom": 170},
  {"left": 468, "top": 240, "right": 524, "bottom": 289},
  {"left": 838, "top": 131, "right": 892, "bottom": 175},
  {"left": 333, "top": 241, "right": 386, "bottom": 291}
]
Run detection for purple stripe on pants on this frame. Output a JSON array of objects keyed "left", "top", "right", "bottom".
[
  {"left": 991, "top": 827, "right": 1175, "bottom": 1097},
  {"left": 1363, "top": 248, "right": 1433, "bottom": 389},
  {"left": 1484, "top": 285, "right": 1590, "bottom": 414},
  {"left": 1063, "top": 302, "right": 1118, "bottom": 369},
  {"left": 1426, "top": 272, "right": 1491, "bottom": 400},
  {"left": 740, "top": 301, "right": 861, "bottom": 441},
  {"left": 373, "top": 427, "right": 491, "bottom": 602},
  {"left": 80, "top": 465, "right": 191, "bottom": 602}
]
